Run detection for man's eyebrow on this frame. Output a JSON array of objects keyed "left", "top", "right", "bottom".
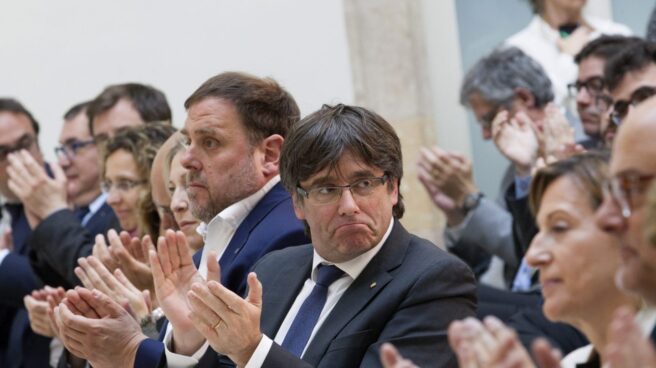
[{"left": 0, "top": 133, "right": 31, "bottom": 149}]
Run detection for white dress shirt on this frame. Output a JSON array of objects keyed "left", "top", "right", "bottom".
[
  {"left": 244, "top": 218, "right": 395, "bottom": 368},
  {"left": 163, "top": 176, "right": 280, "bottom": 367},
  {"left": 505, "top": 15, "right": 631, "bottom": 109}
]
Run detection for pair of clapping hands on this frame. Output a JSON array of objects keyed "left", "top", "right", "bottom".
[
  {"left": 488, "top": 104, "right": 582, "bottom": 177},
  {"left": 25, "top": 229, "right": 266, "bottom": 367},
  {"left": 380, "top": 310, "right": 656, "bottom": 368}
]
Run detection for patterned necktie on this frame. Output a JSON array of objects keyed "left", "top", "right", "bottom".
[{"left": 281, "top": 264, "right": 344, "bottom": 357}]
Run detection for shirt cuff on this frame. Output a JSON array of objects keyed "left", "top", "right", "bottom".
[
  {"left": 163, "top": 325, "right": 210, "bottom": 367},
  {"left": 244, "top": 335, "right": 272, "bottom": 368},
  {"left": 514, "top": 175, "right": 532, "bottom": 199},
  {"left": 444, "top": 209, "right": 475, "bottom": 245},
  {"left": 0, "top": 249, "right": 9, "bottom": 266}
]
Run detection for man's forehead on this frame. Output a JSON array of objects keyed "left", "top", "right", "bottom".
[
  {"left": 0, "top": 111, "right": 34, "bottom": 145},
  {"left": 612, "top": 64, "right": 656, "bottom": 101},
  {"left": 577, "top": 56, "right": 605, "bottom": 80},
  {"left": 59, "top": 113, "right": 91, "bottom": 143},
  {"left": 611, "top": 101, "right": 656, "bottom": 175}
]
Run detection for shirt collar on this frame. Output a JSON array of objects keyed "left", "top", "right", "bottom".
[
  {"left": 88, "top": 192, "right": 108, "bottom": 215},
  {"left": 311, "top": 217, "right": 394, "bottom": 281},
  {"left": 196, "top": 175, "right": 281, "bottom": 240}
]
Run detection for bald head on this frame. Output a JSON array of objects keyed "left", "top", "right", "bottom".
[
  {"left": 612, "top": 96, "right": 656, "bottom": 175},
  {"left": 151, "top": 131, "right": 181, "bottom": 234}
]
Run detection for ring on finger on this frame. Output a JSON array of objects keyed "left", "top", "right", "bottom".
[{"left": 212, "top": 319, "right": 223, "bottom": 330}]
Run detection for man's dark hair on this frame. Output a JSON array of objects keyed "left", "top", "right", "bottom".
[
  {"left": 526, "top": 0, "right": 543, "bottom": 14},
  {"left": 280, "top": 104, "right": 405, "bottom": 219},
  {"left": 605, "top": 39, "right": 656, "bottom": 92},
  {"left": 63, "top": 101, "right": 91, "bottom": 121},
  {"left": 575, "top": 35, "right": 643, "bottom": 64},
  {"left": 0, "top": 98, "right": 40, "bottom": 135},
  {"left": 184, "top": 72, "right": 300, "bottom": 144},
  {"left": 87, "top": 83, "right": 172, "bottom": 135}
]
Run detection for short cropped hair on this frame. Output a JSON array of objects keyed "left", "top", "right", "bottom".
[
  {"left": 280, "top": 104, "right": 404, "bottom": 219},
  {"left": 63, "top": 101, "right": 91, "bottom": 121},
  {"left": 529, "top": 150, "right": 610, "bottom": 216},
  {"left": 184, "top": 72, "right": 300, "bottom": 144},
  {"left": 460, "top": 47, "right": 554, "bottom": 110},
  {"left": 575, "top": 35, "right": 643, "bottom": 64},
  {"left": 101, "top": 123, "right": 177, "bottom": 239},
  {"left": 87, "top": 83, "right": 172, "bottom": 135},
  {"left": 605, "top": 40, "right": 656, "bottom": 92},
  {"left": 0, "top": 98, "right": 40, "bottom": 135}
]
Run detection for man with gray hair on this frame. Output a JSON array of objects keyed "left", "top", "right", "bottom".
[{"left": 419, "top": 46, "right": 561, "bottom": 289}]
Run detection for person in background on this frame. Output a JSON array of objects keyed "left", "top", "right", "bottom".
[
  {"left": 506, "top": 0, "right": 630, "bottom": 138},
  {"left": 165, "top": 140, "right": 203, "bottom": 252}
]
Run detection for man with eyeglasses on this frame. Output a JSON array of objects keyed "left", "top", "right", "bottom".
[
  {"left": 597, "top": 96, "right": 656, "bottom": 323},
  {"left": 604, "top": 39, "right": 656, "bottom": 133},
  {"left": 173, "top": 104, "right": 476, "bottom": 367},
  {"left": 9, "top": 102, "right": 120, "bottom": 290},
  {"left": 0, "top": 98, "right": 52, "bottom": 368},
  {"left": 570, "top": 35, "right": 642, "bottom": 149}
]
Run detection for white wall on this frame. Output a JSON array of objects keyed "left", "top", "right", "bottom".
[{"left": 0, "top": 0, "right": 354, "bottom": 161}]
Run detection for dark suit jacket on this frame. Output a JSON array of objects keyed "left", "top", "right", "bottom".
[
  {"left": 134, "top": 182, "right": 308, "bottom": 368},
  {"left": 250, "top": 221, "right": 476, "bottom": 368},
  {"left": 28, "top": 202, "right": 120, "bottom": 289},
  {"left": 0, "top": 201, "right": 118, "bottom": 368}
]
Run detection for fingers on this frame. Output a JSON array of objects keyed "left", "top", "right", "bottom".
[
  {"left": 78, "top": 288, "right": 123, "bottom": 318},
  {"left": 64, "top": 289, "right": 101, "bottom": 319},
  {"left": 187, "top": 285, "right": 222, "bottom": 328},
  {"left": 50, "top": 161, "right": 67, "bottom": 184},
  {"left": 156, "top": 235, "right": 172, "bottom": 276},
  {"left": 206, "top": 251, "right": 221, "bottom": 283},
  {"left": 245, "top": 273, "right": 262, "bottom": 309},
  {"left": 167, "top": 230, "right": 182, "bottom": 270},
  {"left": 175, "top": 231, "right": 193, "bottom": 268},
  {"left": 380, "top": 343, "right": 399, "bottom": 367},
  {"left": 531, "top": 338, "right": 561, "bottom": 368}
]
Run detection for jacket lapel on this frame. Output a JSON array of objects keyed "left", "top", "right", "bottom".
[
  {"left": 260, "top": 246, "right": 313, "bottom": 337},
  {"left": 302, "top": 221, "right": 411, "bottom": 365},
  {"left": 218, "top": 183, "right": 289, "bottom": 270}
]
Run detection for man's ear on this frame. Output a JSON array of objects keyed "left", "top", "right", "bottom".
[
  {"left": 256, "top": 134, "right": 284, "bottom": 177},
  {"left": 291, "top": 195, "right": 306, "bottom": 220},
  {"left": 513, "top": 88, "right": 536, "bottom": 109}
]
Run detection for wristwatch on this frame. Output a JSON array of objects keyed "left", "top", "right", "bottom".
[{"left": 461, "top": 192, "right": 484, "bottom": 214}]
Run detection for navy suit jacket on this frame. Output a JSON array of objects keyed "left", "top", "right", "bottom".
[
  {"left": 134, "top": 182, "right": 308, "bottom": 368},
  {"left": 28, "top": 202, "right": 120, "bottom": 289},
  {"left": 0, "top": 201, "right": 118, "bottom": 368},
  {"left": 250, "top": 221, "right": 477, "bottom": 368}
]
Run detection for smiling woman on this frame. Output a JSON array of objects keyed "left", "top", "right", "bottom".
[{"left": 100, "top": 123, "right": 176, "bottom": 238}]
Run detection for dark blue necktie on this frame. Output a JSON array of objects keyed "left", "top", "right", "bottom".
[
  {"left": 74, "top": 206, "right": 90, "bottom": 222},
  {"left": 281, "top": 264, "right": 344, "bottom": 357}
]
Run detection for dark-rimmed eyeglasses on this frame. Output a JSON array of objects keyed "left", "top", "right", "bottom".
[
  {"left": 54, "top": 139, "right": 95, "bottom": 160},
  {"left": 610, "top": 86, "right": 656, "bottom": 127},
  {"left": 602, "top": 172, "right": 656, "bottom": 218},
  {"left": 296, "top": 175, "right": 389, "bottom": 205},
  {"left": 0, "top": 134, "right": 36, "bottom": 162},
  {"left": 567, "top": 76, "right": 605, "bottom": 98}
]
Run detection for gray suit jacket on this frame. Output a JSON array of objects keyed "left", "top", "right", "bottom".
[{"left": 252, "top": 220, "right": 477, "bottom": 368}]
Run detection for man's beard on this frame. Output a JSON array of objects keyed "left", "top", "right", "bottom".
[{"left": 187, "top": 155, "right": 259, "bottom": 223}]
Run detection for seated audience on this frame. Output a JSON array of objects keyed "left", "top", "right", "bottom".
[
  {"left": 183, "top": 103, "right": 477, "bottom": 367},
  {"left": 49, "top": 71, "right": 310, "bottom": 368}
]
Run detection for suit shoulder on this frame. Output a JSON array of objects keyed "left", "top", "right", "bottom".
[
  {"left": 253, "top": 243, "right": 313, "bottom": 270},
  {"left": 404, "top": 234, "right": 474, "bottom": 277}
]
